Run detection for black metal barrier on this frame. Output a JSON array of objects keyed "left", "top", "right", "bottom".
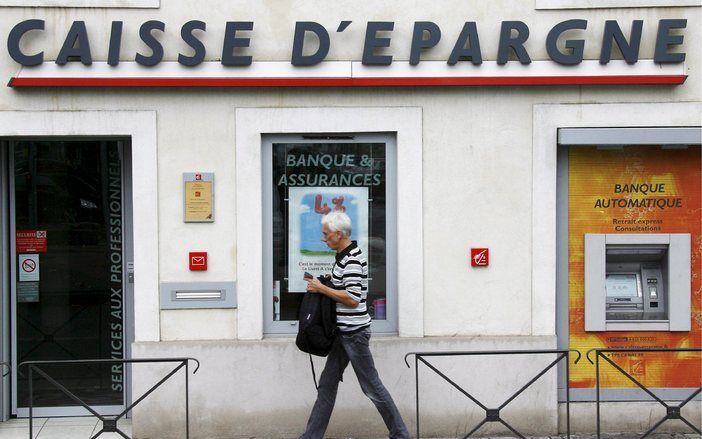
[
  {"left": 404, "top": 349, "right": 581, "bottom": 439},
  {"left": 586, "top": 347, "right": 701, "bottom": 439},
  {"left": 18, "top": 357, "right": 200, "bottom": 439}
]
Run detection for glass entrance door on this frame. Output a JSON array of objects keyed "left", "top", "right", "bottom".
[{"left": 9, "top": 140, "right": 126, "bottom": 416}]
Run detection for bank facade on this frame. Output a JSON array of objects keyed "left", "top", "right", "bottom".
[{"left": 0, "top": 0, "right": 700, "bottom": 437}]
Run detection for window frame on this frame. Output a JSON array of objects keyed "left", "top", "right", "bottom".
[
  {"left": 235, "top": 107, "right": 423, "bottom": 340},
  {"left": 262, "top": 133, "right": 398, "bottom": 335}
]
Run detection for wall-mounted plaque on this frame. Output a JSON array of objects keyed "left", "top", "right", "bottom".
[{"left": 183, "top": 172, "right": 214, "bottom": 222}]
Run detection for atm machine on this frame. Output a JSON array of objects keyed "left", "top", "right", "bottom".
[
  {"left": 605, "top": 245, "right": 667, "bottom": 322},
  {"left": 584, "top": 234, "right": 691, "bottom": 332}
]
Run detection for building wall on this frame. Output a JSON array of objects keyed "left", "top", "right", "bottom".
[
  {"left": 132, "top": 336, "right": 559, "bottom": 439},
  {"left": 1, "top": 0, "right": 700, "bottom": 436}
]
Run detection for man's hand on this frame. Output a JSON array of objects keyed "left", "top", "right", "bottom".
[
  {"left": 305, "top": 277, "right": 324, "bottom": 293},
  {"left": 305, "top": 277, "right": 359, "bottom": 308}
]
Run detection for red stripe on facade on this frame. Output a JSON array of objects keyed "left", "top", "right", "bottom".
[{"left": 8, "top": 75, "right": 687, "bottom": 88}]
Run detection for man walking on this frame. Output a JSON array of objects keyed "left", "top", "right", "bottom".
[{"left": 300, "top": 211, "right": 410, "bottom": 439}]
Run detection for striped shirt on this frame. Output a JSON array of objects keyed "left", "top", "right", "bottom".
[{"left": 331, "top": 241, "right": 371, "bottom": 332}]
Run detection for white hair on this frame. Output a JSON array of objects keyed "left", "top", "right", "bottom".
[{"left": 322, "top": 211, "right": 352, "bottom": 238}]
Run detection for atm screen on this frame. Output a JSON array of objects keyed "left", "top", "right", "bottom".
[{"left": 606, "top": 273, "right": 641, "bottom": 297}]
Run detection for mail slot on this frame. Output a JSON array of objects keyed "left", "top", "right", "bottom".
[
  {"left": 174, "top": 290, "right": 223, "bottom": 301},
  {"left": 159, "top": 281, "right": 236, "bottom": 310}
]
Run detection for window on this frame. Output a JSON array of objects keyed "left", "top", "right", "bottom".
[{"left": 262, "top": 134, "right": 397, "bottom": 334}]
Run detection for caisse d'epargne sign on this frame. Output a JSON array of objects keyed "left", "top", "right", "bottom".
[{"left": 7, "top": 19, "right": 688, "bottom": 87}]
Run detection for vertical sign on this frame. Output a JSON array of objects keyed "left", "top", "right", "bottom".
[{"left": 107, "top": 146, "right": 124, "bottom": 394}]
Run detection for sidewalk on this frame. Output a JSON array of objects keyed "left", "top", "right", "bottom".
[
  {"left": 0, "top": 417, "right": 131, "bottom": 438},
  {"left": 0, "top": 419, "right": 697, "bottom": 439}
]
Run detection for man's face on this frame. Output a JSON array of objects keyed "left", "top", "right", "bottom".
[{"left": 322, "top": 223, "right": 342, "bottom": 251}]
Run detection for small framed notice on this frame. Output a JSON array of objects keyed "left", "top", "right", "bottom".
[{"left": 183, "top": 172, "right": 214, "bottom": 222}]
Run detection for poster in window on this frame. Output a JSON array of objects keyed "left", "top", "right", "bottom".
[{"left": 288, "top": 186, "right": 369, "bottom": 292}]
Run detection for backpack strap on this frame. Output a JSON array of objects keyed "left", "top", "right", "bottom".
[{"left": 308, "top": 353, "right": 319, "bottom": 390}]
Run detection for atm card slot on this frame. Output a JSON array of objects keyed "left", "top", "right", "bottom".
[{"left": 608, "top": 303, "right": 640, "bottom": 309}]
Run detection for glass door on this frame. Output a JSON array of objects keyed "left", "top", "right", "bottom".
[{"left": 10, "top": 139, "right": 127, "bottom": 416}]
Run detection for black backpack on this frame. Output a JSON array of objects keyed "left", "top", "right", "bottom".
[{"left": 295, "top": 275, "right": 338, "bottom": 357}]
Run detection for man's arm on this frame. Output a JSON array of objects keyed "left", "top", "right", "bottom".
[{"left": 305, "top": 278, "right": 359, "bottom": 308}]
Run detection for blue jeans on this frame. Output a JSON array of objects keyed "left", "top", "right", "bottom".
[{"left": 299, "top": 328, "right": 410, "bottom": 439}]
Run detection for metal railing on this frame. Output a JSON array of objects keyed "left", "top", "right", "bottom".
[
  {"left": 19, "top": 357, "right": 199, "bottom": 439},
  {"left": 404, "top": 349, "right": 581, "bottom": 439},
  {"left": 586, "top": 347, "right": 701, "bottom": 439}
]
